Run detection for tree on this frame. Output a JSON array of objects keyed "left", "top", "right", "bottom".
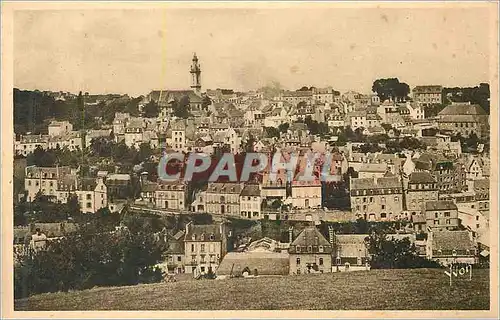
[
  {"left": 258, "top": 81, "right": 282, "bottom": 100},
  {"left": 172, "top": 96, "right": 192, "bottom": 119},
  {"left": 241, "top": 134, "right": 256, "bottom": 153},
  {"left": 297, "top": 86, "right": 310, "bottom": 91},
  {"left": 278, "top": 122, "right": 289, "bottom": 133},
  {"left": 138, "top": 143, "right": 153, "bottom": 161},
  {"left": 202, "top": 95, "right": 212, "bottom": 109},
  {"left": 365, "top": 231, "right": 440, "bottom": 269},
  {"left": 372, "top": 78, "right": 410, "bottom": 102},
  {"left": 142, "top": 101, "right": 159, "bottom": 118},
  {"left": 264, "top": 127, "right": 280, "bottom": 139}
]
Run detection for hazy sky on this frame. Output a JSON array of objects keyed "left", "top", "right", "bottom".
[{"left": 14, "top": 7, "right": 492, "bottom": 96}]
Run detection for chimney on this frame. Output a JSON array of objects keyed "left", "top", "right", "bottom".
[
  {"left": 220, "top": 222, "right": 225, "bottom": 236},
  {"left": 328, "top": 225, "right": 334, "bottom": 245},
  {"left": 288, "top": 226, "right": 294, "bottom": 244},
  {"left": 185, "top": 221, "right": 192, "bottom": 235}
]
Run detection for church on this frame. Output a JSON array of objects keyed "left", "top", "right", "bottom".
[{"left": 141, "top": 53, "right": 207, "bottom": 116}]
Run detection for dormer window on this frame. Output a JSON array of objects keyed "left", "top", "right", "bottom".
[
  {"left": 192, "top": 234, "right": 196, "bottom": 241},
  {"left": 200, "top": 234, "right": 205, "bottom": 241},
  {"left": 209, "top": 234, "right": 215, "bottom": 241},
  {"left": 319, "top": 245, "right": 324, "bottom": 253}
]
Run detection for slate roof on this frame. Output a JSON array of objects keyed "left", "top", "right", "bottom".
[
  {"left": 216, "top": 252, "right": 290, "bottom": 276},
  {"left": 413, "top": 85, "right": 443, "bottom": 94},
  {"left": 78, "top": 178, "right": 98, "bottom": 191},
  {"left": 358, "top": 163, "right": 388, "bottom": 173},
  {"left": 207, "top": 182, "right": 243, "bottom": 194},
  {"left": 438, "top": 103, "right": 487, "bottom": 116},
  {"left": 431, "top": 230, "right": 475, "bottom": 252},
  {"left": 290, "top": 227, "right": 330, "bottom": 248},
  {"left": 473, "top": 178, "right": 489, "bottom": 192},
  {"left": 335, "top": 234, "right": 369, "bottom": 257},
  {"left": 141, "top": 182, "right": 158, "bottom": 193},
  {"left": 425, "top": 200, "right": 457, "bottom": 211},
  {"left": 412, "top": 214, "right": 426, "bottom": 224},
  {"left": 409, "top": 172, "right": 436, "bottom": 184},
  {"left": 240, "top": 184, "right": 261, "bottom": 197},
  {"left": 185, "top": 224, "right": 223, "bottom": 242},
  {"left": 350, "top": 177, "right": 401, "bottom": 190}
]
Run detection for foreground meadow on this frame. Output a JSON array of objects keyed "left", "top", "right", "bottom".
[{"left": 15, "top": 268, "right": 489, "bottom": 310}]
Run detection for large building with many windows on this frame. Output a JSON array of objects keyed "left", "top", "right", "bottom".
[
  {"left": 437, "top": 102, "right": 489, "bottom": 138},
  {"left": 350, "top": 176, "right": 403, "bottom": 221},
  {"left": 183, "top": 222, "right": 228, "bottom": 274}
]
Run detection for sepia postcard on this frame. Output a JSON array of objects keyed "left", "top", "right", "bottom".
[{"left": 1, "top": 1, "right": 498, "bottom": 319}]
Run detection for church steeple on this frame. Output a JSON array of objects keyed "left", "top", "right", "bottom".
[{"left": 190, "top": 52, "right": 201, "bottom": 95}]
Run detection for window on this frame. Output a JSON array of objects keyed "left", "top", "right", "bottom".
[
  {"left": 86, "top": 202, "right": 91, "bottom": 208},
  {"left": 296, "top": 246, "right": 301, "bottom": 253},
  {"left": 435, "top": 213, "right": 438, "bottom": 218},
  {"left": 394, "top": 196, "right": 399, "bottom": 202},
  {"left": 363, "top": 197, "right": 367, "bottom": 203},
  {"left": 446, "top": 219, "right": 450, "bottom": 224},
  {"left": 28, "top": 180, "right": 31, "bottom": 186},
  {"left": 434, "top": 220, "right": 439, "bottom": 225},
  {"left": 476, "top": 216, "right": 480, "bottom": 221},
  {"left": 318, "top": 246, "right": 324, "bottom": 253},
  {"left": 86, "top": 194, "right": 92, "bottom": 200},
  {"left": 319, "top": 258, "right": 324, "bottom": 266},
  {"left": 177, "top": 256, "right": 181, "bottom": 262},
  {"left": 200, "top": 244, "right": 205, "bottom": 252},
  {"left": 191, "top": 244, "right": 195, "bottom": 252},
  {"left": 381, "top": 205, "right": 385, "bottom": 210},
  {"left": 369, "top": 197, "right": 373, "bottom": 203},
  {"left": 296, "top": 258, "right": 301, "bottom": 265},
  {"left": 444, "top": 212, "right": 450, "bottom": 217},
  {"left": 476, "top": 224, "right": 480, "bottom": 229},
  {"left": 381, "top": 213, "right": 387, "bottom": 218},
  {"left": 307, "top": 246, "right": 312, "bottom": 253}
]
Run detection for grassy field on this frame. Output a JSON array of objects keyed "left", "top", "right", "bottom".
[{"left": 15, "top": 268, "right": 490, "bottom": 310}]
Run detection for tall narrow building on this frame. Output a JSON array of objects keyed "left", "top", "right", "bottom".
[{"left": 190, "top": 53, "right": 202, "bottom": 95}]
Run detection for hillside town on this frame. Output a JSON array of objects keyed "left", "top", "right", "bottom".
[{"left": 13, "top": 53, "right": 491, "bottom": 283}]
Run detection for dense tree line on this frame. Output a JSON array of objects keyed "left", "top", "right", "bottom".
[
  {"left": 14, "top": 216, "right": 166, "bottom": 298},
  {"left": 13, "top": 89, "right": 142, "bottom": 135},
  {"left": 14, "top": 193, "right": 81, "bottom": 225},
  {"left": 443, "top": 83, "right": 490, "bottom": 114},
  {"left": 372, "top": 78, "right": 410, "bottom": 102}
]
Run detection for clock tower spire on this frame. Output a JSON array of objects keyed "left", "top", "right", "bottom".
[{"left": 190, "top": 53, "right": 201, "bottom": 95}]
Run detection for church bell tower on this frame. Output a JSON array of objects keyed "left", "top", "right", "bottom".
[{"left": 190, "top": 53, "right": 201, "bottom": 95}]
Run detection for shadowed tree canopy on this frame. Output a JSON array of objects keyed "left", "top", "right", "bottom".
[
  {"left": 172, "top": 96, "right": 192, "bottom": 119},
  {"left": 372, "top": 78, "right": 410, "bottom": 102},
  {"left": 443, "top": 83, "right": 490, "bottom": 114},
  {"left": 142, "top": 100, "right": 159, "bottom": 118}
]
